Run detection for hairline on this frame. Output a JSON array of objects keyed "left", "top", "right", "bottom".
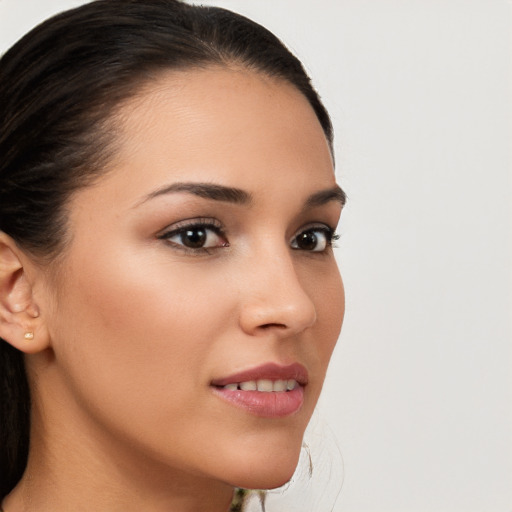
[{"left": 33, "top": 62, "right": 333, "bottom": 270}]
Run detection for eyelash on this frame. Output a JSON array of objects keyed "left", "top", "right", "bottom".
[
  {"left": 157, "top": 218, "right": 227, "bottom": 255},
  {"left": 157, "top": 219, "right": 339, "bottom": 255},
  {"left": 290, "top": 224, "right": 340, "bottom": 253}
]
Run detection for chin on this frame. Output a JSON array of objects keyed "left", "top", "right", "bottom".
[
  {"left": 222, "top": 436, "right": 303, "bottom": 491},
  {"left": 231, "top": 464, "right": 299, "bottom": 491}
]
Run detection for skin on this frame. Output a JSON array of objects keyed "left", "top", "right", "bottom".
[{"left": 0, "top": 67, "right": 345, "bottom": 512}]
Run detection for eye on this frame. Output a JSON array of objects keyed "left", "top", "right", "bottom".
[
  {"left": 290, "top": 225, "right": 338, "bottom": 252},
  {"left": 158, "top": 220, "right": 229, "bottom": 252}
]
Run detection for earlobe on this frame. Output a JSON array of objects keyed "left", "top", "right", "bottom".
[{"left": 0, "top": 232, "right": 50, "bottom": 354}]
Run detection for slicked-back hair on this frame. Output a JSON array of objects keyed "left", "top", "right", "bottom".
[{"left": 0, "top": 0, "right": 333, "bottom": 497}]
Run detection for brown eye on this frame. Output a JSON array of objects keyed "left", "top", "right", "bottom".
[
  {"left": 180, "top": 228, "right": 207, "bottom": 248},
  {"left": 159, "top": 222, "right": 228, "bottom": 251},
  {"left": 295, "top": 231, "right": 319, "bottom": 251},
  {"left": 291, "top": 227, "right": 335, "bottom": 252}
]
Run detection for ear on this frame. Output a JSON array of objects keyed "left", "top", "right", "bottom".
[{"left": 0, "top": 232, "right": 50, "bottom": 354}]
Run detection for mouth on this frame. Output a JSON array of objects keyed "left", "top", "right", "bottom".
[
  {"left": 217, "top": 378, "right": 300, "bottom": 392},
  {"left": 210, "top": 363, "right": 308, "bottom": 418}
]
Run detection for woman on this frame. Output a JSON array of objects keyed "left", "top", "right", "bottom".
[{"left": 0, "top": 1, "right": 345, "bottom": 510}]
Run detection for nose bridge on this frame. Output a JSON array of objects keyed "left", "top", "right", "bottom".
[{"left": 238, "top": 242, "right": 317, "bottom": 336}]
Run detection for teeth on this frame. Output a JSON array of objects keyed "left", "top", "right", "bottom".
[
  {"left": 273, "top": 379, "right": 287, "bottom": 392},
  {"left": 287, "top": 379, "right": 297, "bottom": 391},
  {"left": 257, "top": 379, "right": 273, "bottom": 392},
  {"left": 223, "top": 379, "right": 299, "bottom": 392},
  {"left": 240, "top": 380, "right": 257, "bottom": 391}
]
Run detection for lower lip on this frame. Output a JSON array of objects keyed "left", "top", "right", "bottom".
[{"left": 212, "top": 386, "right": 305, "bottom": 418}]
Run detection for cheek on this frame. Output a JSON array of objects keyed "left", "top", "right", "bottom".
[
  {"left": 59, "top": 239, "right": 231, "bottom": 343},
  {"left": 324, "top": 272, "right": 345, "bottom": 349},
  {"left": 48, "top": 243, "right": 234, "bottom": 430},
  {"left": 305, "top": 262, "right": 344, "bottom": 363}
]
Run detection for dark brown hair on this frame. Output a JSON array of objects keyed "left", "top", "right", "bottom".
[{"left": 0, "top": 0, "right": 333, "bottom": 497}]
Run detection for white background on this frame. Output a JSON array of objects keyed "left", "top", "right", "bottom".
[{"left": 1, "top": 1, "right": 511, "bottom": 510}]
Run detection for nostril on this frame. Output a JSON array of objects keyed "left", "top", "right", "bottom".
[{"left": 259, "top": 323, "right": 287, "bottom": 330}]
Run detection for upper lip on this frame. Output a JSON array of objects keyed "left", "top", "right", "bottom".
[{"left": 210, "top": 362, "right": 309, "bottom": 387}]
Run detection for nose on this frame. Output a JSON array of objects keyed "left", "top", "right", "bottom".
[{"left": 238, "top": 251, "right": 317, "bottom": 338}]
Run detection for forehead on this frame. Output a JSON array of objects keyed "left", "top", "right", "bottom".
[
  {"left": 111, "top": 67, "right": 334, "bottom": 184},
  {"left": 72, "top": 67, "right": 336, "bottom": 219}
]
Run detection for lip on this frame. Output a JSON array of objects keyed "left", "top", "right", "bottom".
[{"left": 210, "top": 363, "right": 308, "bottom": 418}]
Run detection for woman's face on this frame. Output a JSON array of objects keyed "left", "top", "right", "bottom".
[{"left": 36, "top": 68, "right": 344, "bottom": 491}]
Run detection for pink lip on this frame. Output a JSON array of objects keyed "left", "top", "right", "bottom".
[{"left": 210, "top": 363, "right": 308, "bottom": 418}]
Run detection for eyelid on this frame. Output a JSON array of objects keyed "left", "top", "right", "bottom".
[
  {"left": 290, "top": 222, "right": 339, "bottom": 252},
  {"left": 156, "top": 217, "right": 223, "bottom": 237},
  {"left": 156, "top": 217, "right": 228, "bottom": 254},
  {"left": 293, "top": 222, "right": 336, "bottom": 238}
]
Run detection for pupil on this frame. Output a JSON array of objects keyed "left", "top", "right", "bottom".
[
  {"left": 298, "top": 232, "right": 317, "bottom": 250},
  {"left": 182, "top": 228, "right": 206, "bottom": 248}
]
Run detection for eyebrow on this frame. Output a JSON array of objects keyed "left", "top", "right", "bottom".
[
  {"left": 136, "top": 181, "right": 346, "bottom": 209},
  {"left": 137, "top": 182, "right": 252, "bottom": 206},
  {"left": 304, "top": 185, "right": 347, "bottom": 209}
]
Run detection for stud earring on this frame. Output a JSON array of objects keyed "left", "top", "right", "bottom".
[{"left": 24, "top": 332, "right": 34, "bottom": 341}]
